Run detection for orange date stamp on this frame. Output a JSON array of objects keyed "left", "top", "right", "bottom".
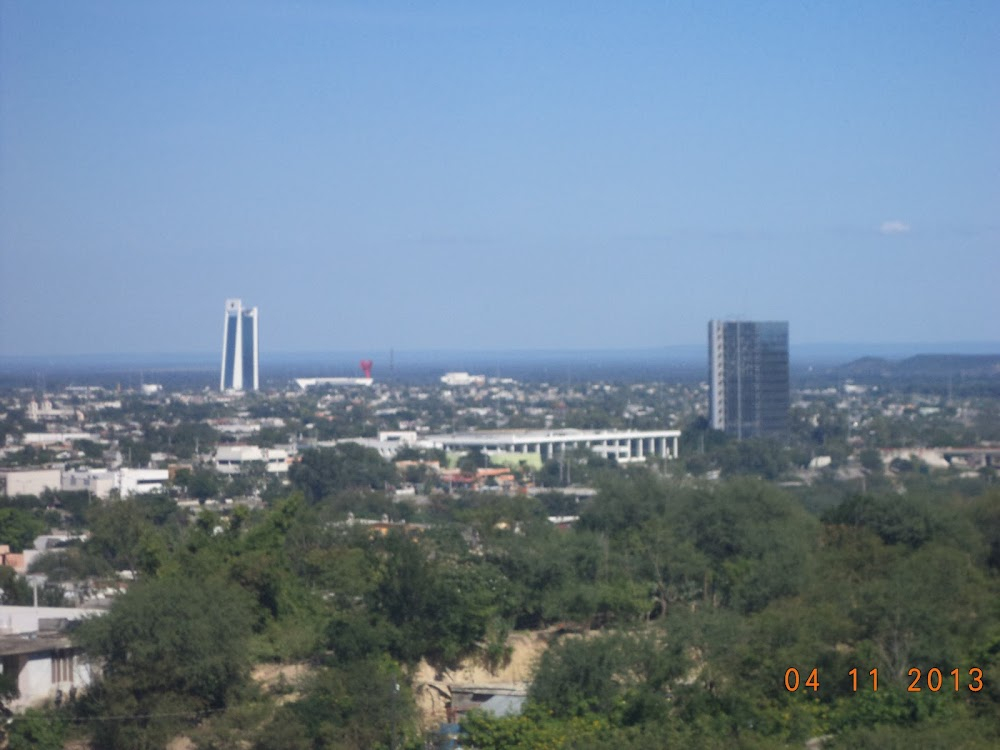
[{"left": 783, "top": 667, "right": 984, "bottom": 693}]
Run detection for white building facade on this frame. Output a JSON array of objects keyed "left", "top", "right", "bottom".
[
  {"left": 1, "top": 469, "right": 63, "bottom": 497},
  {"left": 60, "top": 468, "right": 169, "bottom": 498},
  {"left": 423, "top": 428, "right": 681, "bottom": 464},
  {"left": 220, "top": 298, "right": 260, "bottom": 392},
  {"left": 214, "top": 445, "right": 289, "bottom": 475},
  {"left": 440, "top": 372, "right": 486, "bottom": 386}
]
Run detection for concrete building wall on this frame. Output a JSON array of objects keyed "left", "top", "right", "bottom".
[
  {"left": 117, "top": 468, "right": 169, "bottom": 495},
  {"left": 3, "top": 647, "right": 92, "bottom": 711},
  {"left": 60, "top": 468, "right": 168, "bottom": 497},
  {"left": 15, "top": 653, "right": 56, "bottom": 710},
  {"left": 1, "top": 469, "right": 62, "bottom": 497},
  {"left": 62, "top": 469, "right": 115, "bottom": 497},
  {"left": 0, "top": 606, "right": 103, "bottom": 634},
  {"left": 424, "top": 428, "right": 681, "bottom": 464}
]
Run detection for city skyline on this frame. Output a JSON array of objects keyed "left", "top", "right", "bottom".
[{"left": 1, "top": 2, "right": 998, "bottom": 357}]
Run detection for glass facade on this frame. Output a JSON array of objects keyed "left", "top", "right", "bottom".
[
  {"left": 222, "top": 314, "right": 239, "bottom": 390},
  {"left": 709, "top": 321, "right": 789, "bottom": 438},
  {"left": 241, "top": 309, "right": 258, "bottom": 391}
]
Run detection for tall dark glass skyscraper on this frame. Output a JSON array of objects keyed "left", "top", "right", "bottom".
[
  {"left": 220, "top": 299, "right": 259, "bottom": 391},
  {"left": 708, "top": 320, "right": 789, "bottom": 438}
]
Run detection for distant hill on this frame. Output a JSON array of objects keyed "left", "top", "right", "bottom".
[
  {"left": 835, "top": 354, "right": 1000, "bottom": 381},
  {"left": 835, "top": 356, "right": 895, "bottom": 379}
]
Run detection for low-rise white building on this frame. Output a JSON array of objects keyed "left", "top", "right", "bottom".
[
  {"left": 26, "top": 399, "right": 76, "bottom": 421},
  {"left": 423, "top": 427, "right": 681, "bottom": 464},
  {"left": 118, "top": 468, "right": 170, "bottom": 496},
  {"left": 214, "top": 445, "right": 290, "bottom": 475},
  {"left": 440, "top": 372, "right": 486, "bottom": 386},
  {"left": 22, "top": 432, "right": 96, "bottom": 446},
  {"left": 61, "top": 469, "right": 116, "bottom": 498},
  {"left": 60, "top": 468, "right": 169, "bottom": 498},
  {"left": 295, "top": 377, "right": 373, "bottom": 389}
]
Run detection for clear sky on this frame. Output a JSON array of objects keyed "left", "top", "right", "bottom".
[{"left": 1, "top": 1, "right": 998, "bottom": 357}]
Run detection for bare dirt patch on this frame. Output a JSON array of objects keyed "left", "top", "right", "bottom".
[
  {"left": 412, "top": 630, "right": 551, "bottom": 728},
  {"left": 252, "top": 662, "right": 312, "bottom": 705}
]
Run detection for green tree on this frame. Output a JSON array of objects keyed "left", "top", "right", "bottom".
[
  {"left": 255, "top": 658, "right": 417, "bottom": 750},
  {"left": 853, "top": 543, "right": 993, "bottom": 680},
  {"left": 290, "top": 445, "right": 398, "bottom": 503},
  {"left": 184, "top": 467, "right": 223, "bottom": 501},
  {"left": 970, "top": 489, "right": 1000, "bottom": 570},
  {"left": 252, "top": 425, "right": 288, "bottom": 448},
  {"left": 717, "top": 438, "right": 790, "bottom": 480},
  {"left": 0, "top": 565, "right": 32, "bottom": 605},
  {"left": 458, "top": 447, "right": 489, "bottom": 475},
  {"left": 365, "top": 531, "right": 512, "bottom": 670},
  {"left": 45, "top": 489, "right": 91, "bottom": 529},
  {"left": 0, "top": 664, "right": 17, "bottom": 714},
  {"left": 28, "top": 544, "right": 110, "bottom": 584},
  {"left": 73, "top": 439, "right": 105, "bottom": 460},
  {"left": 0, "top": 507, "right": 47, "bottom": 552},
  {"left": 75, "top": 575, "right": 254, "bottom": 750},
  {"left": 461, "top": 706, "right": 605, "bottom": 750},
  {"left": 822, "top": 493, "right": 946, "bottom": 549},
  {"left": 859, "top": 448, "right": 884, "bottom": 473},
  {"left": 0, "top": 566, "right": 64, "bottom": 607},
  {"left": 85, "top": 499, "right": 157, "bottom": 576},
  {"left": 3, "top": 708, "right": 66, "bottom": 750},
  {"left": 529, "top": 630, "right": 686, "bottom": 725},
  {"left": 678, "top": 480, "right": 818, "bottom": 613},
  {"left": 118, "top": 438, "right": 152, "bottom": 468}
]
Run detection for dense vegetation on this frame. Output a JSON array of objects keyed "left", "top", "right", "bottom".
[{"left": 2, "top": 445, "right": 999, "bottom": 749}]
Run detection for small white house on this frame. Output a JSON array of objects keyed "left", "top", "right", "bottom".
[{"left": 0, "top": 605, "right": 105, "bottom": 711}]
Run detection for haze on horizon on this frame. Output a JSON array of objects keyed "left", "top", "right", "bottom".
[{"left": 1, "top": 1, "right": 998, "bottom": 358}]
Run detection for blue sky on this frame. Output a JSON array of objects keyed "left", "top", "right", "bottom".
[{"left": 1, "top": 1, "right": 998, "bottom": 357}]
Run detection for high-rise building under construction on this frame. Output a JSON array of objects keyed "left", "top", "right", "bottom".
[{"left": 708, "top": 320, "right": 789, "bottom": 438}]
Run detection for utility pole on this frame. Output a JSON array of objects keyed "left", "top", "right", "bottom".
[{"left": 390, "top": 680, "right": 400, "bottom": 750}]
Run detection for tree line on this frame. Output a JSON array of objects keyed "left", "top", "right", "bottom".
[{"left": 1, "top": 445, "right": 998, "bottom": 748}]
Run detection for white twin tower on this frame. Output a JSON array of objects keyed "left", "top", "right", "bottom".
[{"left": 220, "top": 298, "right": 259, "bottom": 392}]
